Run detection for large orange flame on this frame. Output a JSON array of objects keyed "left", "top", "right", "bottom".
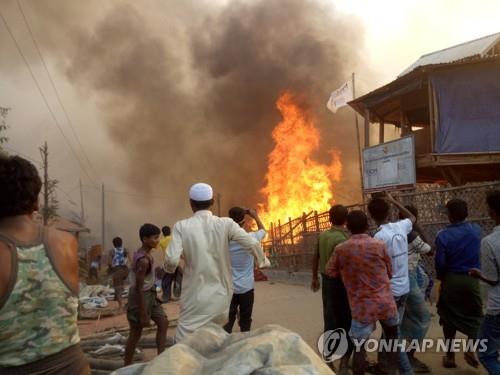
[{"left": 259, "top": 91, "right": 342, "bottom": 227}]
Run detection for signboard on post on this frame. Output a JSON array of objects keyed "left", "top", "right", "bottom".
[{"left": 363, "top": 136, "right": 416, "bottom": 193}]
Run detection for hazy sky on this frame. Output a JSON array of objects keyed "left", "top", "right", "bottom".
[
  {"left": 0, "top": 0, "right": 498, "bottom": 247},
  {"left": 335, "top": 0, "right": 500, "bottom": 84}
]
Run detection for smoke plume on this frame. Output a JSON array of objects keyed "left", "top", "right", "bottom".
[{"left": 4, "top": 0, "right": 365, "bottom": 227}]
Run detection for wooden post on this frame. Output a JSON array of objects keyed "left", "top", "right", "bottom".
[
  {"left": 278, "top": 220, "right": 282, "bottom": 245},
  {"left": 379, "top": 119, "right": 385, "bottom": 144},
  {"left": 427, "top": 80, "right": 435, "bottom": 153},
  {"left": 314, "top": 211, "right": 320, "bottom": 232},
  {"left": 79, "top": 179, "right": 85, "bottom": 225},
  {"left": 101, "top": 183, "right": 105, "bottom": 254},
  {"left": 352, "top": 73, "right": 366, "bottom": 204},
  {"left": 364, "top": 108, "right": 370, "bottom": 147},
  {"left": 270, "top": 222, "right": 275, "bottom": 248},
  {"left": 432, "top": 82, "right": 439, "bottom": 151},
  {"left": 40, "top": 142, "right": 49, "bottom": 225},
  {"left": 400, "top": 110, "right": 408, "bottom": 136},
  {"left": 301, "top": 212, "right": 307, "bottom": 233},
  {"left": 288, "top": 217, "right": 294, "bottom": 245},
  {"left": 216, "top": 193, "right": 221, "bottom": 216}
]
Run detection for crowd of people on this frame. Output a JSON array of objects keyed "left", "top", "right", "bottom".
[
  {"left": 313, "top": 191, "right": 500, "bottom": 375},
  {"left": 0, "top": 153, "right": 499, "bottom": 375},
  {"left": 88, "top": 182, "right": 270, "bottom": 366},
  {"left": 0, "top": 155, "right": 270, "bottom": 374}
]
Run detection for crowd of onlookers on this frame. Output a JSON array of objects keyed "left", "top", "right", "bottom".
[
  {"left": 1, "top": 153, "right": 499, "bottom": 375},
  {"left": 312, "top": 190, "right": 500, "bottom": 375}
]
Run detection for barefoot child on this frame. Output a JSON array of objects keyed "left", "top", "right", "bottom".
[{"left": 124, "top": 224, "right": 168, "bottom": 365}]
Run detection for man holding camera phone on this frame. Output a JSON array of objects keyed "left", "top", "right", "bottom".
[{"left": 223, "top": 207, "right": 267, "bottom": 333}]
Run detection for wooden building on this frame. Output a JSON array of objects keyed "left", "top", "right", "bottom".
[{"left": 349, "top": 32, "right": 500, "bottom": 185}]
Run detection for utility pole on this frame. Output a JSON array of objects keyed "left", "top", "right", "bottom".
[
  {"left": 39, "top": 142, "right": 49, "bottom": 225},
  {"left": 352, "top": 73, "right": 366, "bottom": 204},
  {"left": 79, "top": 179, "right": 85, "bottom": 225},
  {"left": 101, "top": 183, "right": 105, "bottom": 254}
]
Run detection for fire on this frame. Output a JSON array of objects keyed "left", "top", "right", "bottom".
[{"left": 259, "top": 91, "right": 342, "bottom": 227}]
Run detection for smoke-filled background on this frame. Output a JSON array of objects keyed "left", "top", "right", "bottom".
[
  {"left": 1, "top": 0, "right": 499, "bottom": 247},
  {"left": 64, "top": 0, "right": 365, "bottom": 205}
]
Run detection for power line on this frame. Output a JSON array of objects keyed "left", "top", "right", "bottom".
[
  {"left": 4, "top": 146, "right": 78, "bottom": 206},
  {"left": 16, "top": 0, "right": 101, "bottom": 184},
  {"left": 82, "top": 184, "right": 170, "bottom": 200},
  {"left": 2, "top": 145, "right": 42, "bottom": 166},
  {"left": 0, "top": 9, "right": 98, "bottom": 186},
  {"left": 55, "top": 185, "right": 78, "bottom": 205}
]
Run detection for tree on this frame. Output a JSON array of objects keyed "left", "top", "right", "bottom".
[
  {"left": 45, "top": 178, "right": 59, "bottom": 221},
  {"left": 40, "top": 142, "right": 59, "bottom": 223},
  {"left": 0, "top": 107, "right": 10, "bottom": 154}
]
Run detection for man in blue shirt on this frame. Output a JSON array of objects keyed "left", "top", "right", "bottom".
[
  {"left": 435, "top": 198, "right": 482, "bottom": 369},
  {"left": 223, "top": 207, "right": 266, "bottom": 333}
]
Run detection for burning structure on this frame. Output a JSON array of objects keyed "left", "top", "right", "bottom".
[{"left": 259, "top": 92, "right": 342, "bottom": 227}]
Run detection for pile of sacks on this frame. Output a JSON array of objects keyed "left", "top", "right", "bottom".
[
  {"left": 79, "top": 283, "right": 115, "bottom": 309},
  {"left": 112, "top": 324, "right": 332, "bottom": 375}
]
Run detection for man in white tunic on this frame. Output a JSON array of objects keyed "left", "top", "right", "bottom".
[{"left": 165, "top": 183, "right": 268, "bottom": 341}]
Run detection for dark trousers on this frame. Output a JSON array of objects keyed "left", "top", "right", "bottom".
[
  {"left": 378, "top": 294, "right": 413, "bottom": 375},
  {"left": 161, "top": 268, "right": 182, "bottom": 302},
  {"left": 321, "top": 273, "right": 352, "bottom": 333},
  {"left": 321, "top": 274, "right": 353, "bottom": 360},
  {"left": 478, "top": 313, "right": 500, "bottom": 375},
  {"left": 223, "top": 289, "right": 254, "bottom": 333}
]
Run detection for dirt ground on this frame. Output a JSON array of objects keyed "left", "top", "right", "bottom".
[
  {"left": 252, "top": 281, "right": 487, "bottom": 375},
  {"left": 79, "top": 281, "right": 488, "bottom": 374}
]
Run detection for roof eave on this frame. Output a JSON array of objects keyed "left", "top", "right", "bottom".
[{"left": 349, "top": 55, "right": 500, "bottom": 118}]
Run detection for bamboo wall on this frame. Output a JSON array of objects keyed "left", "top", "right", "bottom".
[{"left": 264, "top": 181, "right": 500, "bottom": 273}]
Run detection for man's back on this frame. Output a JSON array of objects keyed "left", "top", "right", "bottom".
[
  {"left": 171, "top": 211, "right": 235, "bottom": 308},
  {"left": 159, "top": 236, "right": 171, "bottom": 252},
  {"left": 481, "top": 227, "right": 500, "bottom": 315},
  {"left": 0, "top": 225, "right": 85, "bottom": 370},
  {"left": 328, "top": 234, "right": 396, "bottom": 323},
  {"left": 374, "top": 218, "right": 412, "bottom": 296},
  {"left": 317, "top": 226, "right": 348, "bottom": 274},
  {"left": 166, "top": 209, "right": 264, "bottom": 341},
  {"left": 229, "top": 229, "right": 266, "bottom": 294},
  {"left": 435, "top": 222, "right": 481, "bottom": 277}
]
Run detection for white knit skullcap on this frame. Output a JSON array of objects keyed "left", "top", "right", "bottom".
[{"left": 189, "top": 183, "right": 213, "bottom": 201}]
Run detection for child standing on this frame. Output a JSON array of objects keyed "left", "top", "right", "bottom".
[
  {"left": 108, "top": 237, "right": 130, "bottom": 310},
  {"left": 124, "top": 224, "right": 168, "bottom": 366}
]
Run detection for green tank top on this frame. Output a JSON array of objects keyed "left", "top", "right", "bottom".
[{"left": 0, "top": 227, "right": 80, "bottom": 367}]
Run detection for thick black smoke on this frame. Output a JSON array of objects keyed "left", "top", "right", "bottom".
[{"left": 7, "top": 0, "right": 365, "bottom": 221}]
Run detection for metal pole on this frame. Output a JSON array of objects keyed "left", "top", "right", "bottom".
[
  {"left": 40, "top": 141, "right": 49, "bottom": 225},
  {"left": 79, "top": 179, "right": 85, "bottom": 225},
  {"left": 352, "top": 73, "right": 366, "bottom": 203},
  {"left": 101, "top": 183, "right": 105, "bottom": 253}
]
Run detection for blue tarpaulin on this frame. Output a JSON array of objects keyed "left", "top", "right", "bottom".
[{"left": 431, "top": 61, "right": 500, "bottom": 153}]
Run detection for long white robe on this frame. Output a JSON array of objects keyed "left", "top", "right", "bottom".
[{"left": 164, "top": 210, "right": 266, "bottom": 342}]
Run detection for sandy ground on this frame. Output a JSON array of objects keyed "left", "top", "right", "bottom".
[
  {"left": 79, "top": 281, "right": 488, "bottom": 374},
  {"left": 252, "top": 281, "right": 487, "bottom": 375}
]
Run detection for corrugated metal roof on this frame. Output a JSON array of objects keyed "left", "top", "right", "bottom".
[{"left": 399, "top": 32, "right": 500, "bottom": 77}]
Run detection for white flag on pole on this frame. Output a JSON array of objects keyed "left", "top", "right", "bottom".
[{"left": 326, "top": 80, "right": 353, "bottom": 113}]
